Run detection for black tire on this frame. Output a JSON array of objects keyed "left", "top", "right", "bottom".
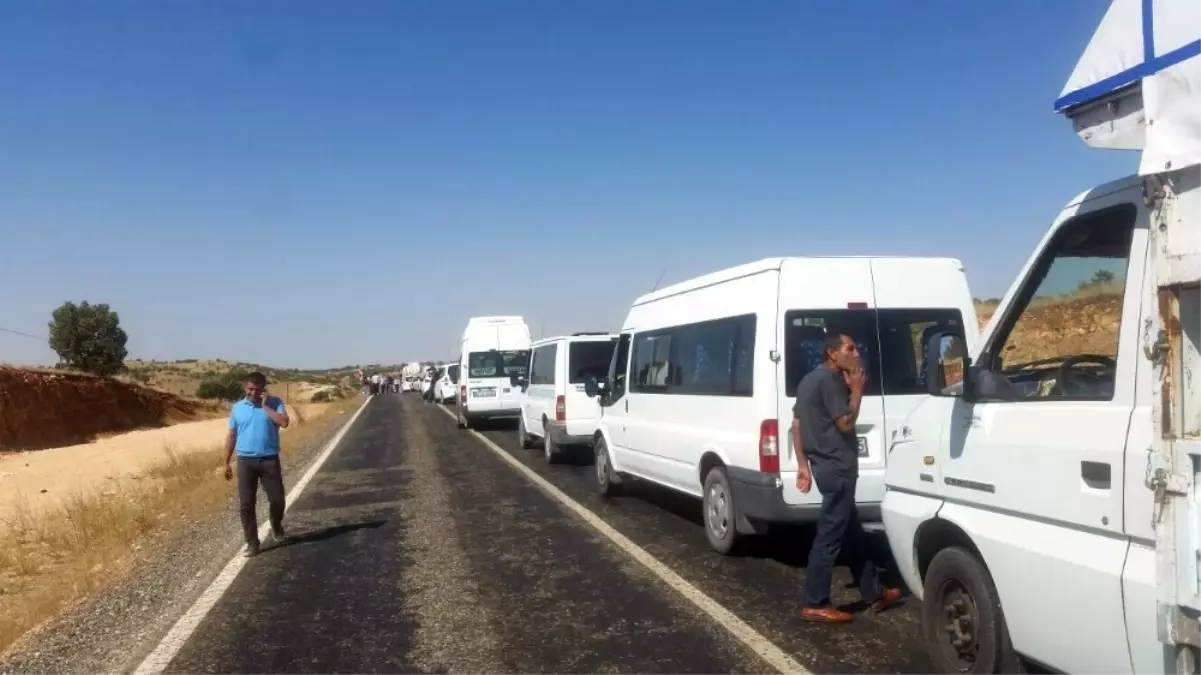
[
  {"left": 543, "top": 423, "right": 561, "bottom": 465},
  {"left": 517, "top": 416, "right": 535, "bottom": 449},
  {"left": 594, "top": 437, "right": 622, "bottom": 497},
  {"left": 922, "top": 546, "right": 1021, "bottom": 674},
  {"left": 702, "top": 466, "right": 741, "bottom": 556}
]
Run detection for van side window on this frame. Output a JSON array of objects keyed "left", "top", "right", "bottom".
[
  {"left": 608, "top": 334, "right": 632, "bottom": 399},
  {"left": 671, "top": 314, "right": 756, "bottom": 396},
  {"left": 784, "top": 309, "right": 964, "bottom": 396},
  {"left": 983, "top": 203, "right": 1134, "bottom": 402},
  {"left": 530, "top": 344, "right": 557, "bottom": 385},
  {"left": 629, "top": 314, "right": 756, "bottom": 396},
  {"left": 632, "top": 332, "right": 673, "bottom": 392}
]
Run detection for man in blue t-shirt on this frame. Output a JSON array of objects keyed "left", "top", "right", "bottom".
[{"left": 223, "top": 371, "right": 291, "bottom": 556}]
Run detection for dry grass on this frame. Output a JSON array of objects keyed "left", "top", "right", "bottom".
[{"left": 0, "top": 394, "right": 363, "bottom": 656}]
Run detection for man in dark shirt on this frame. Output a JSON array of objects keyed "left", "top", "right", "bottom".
[{"left": 792, "top": 333, "right": 900, "bottom": 623}]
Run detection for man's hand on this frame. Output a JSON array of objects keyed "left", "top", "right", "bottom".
[
  {"left": 845, "top": 364, "right": 867, "bottom": 393},
  {"left": 795, "top": 464, "right": 812, "bottom": 493},
  {"left": 223, "top": 461, "right": 233, "bottom": 481}
]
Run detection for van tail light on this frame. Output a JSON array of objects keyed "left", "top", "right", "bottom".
[
  {"left": 555, "top": 395, "right": 566, "bottom": 422},
  {"left": 759, "top": 419, "right": 780, "bottom": 474},
  {"left": 460, "top": 385, "right": 467, "bottom": 402}
]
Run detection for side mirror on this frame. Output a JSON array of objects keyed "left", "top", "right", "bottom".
[
  {"left": 510, "top": 373, "right": 527, "bottom": 389},
  {"left": 584, "top": 374, "right": 600, "bottom": 398},
  {"left": 924, "top": 332, "right": 971, "bottom": 396}
]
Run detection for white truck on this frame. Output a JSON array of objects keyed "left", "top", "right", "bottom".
[{"left": 881, "top": 1, "right": 1200, "bottom": 672}]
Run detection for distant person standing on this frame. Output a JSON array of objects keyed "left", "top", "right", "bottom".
[
  {"left": 223, "top": 372, "right": 290, "bottom": 557},
  {"left": 423, "top": 365, "right": 439, "bottom": 403},
  {"left": 370, "top": 373, "right": 381, "bottom": 396},
  {"left": 792, "top": 333, "right": 900, "bottom": 623}
]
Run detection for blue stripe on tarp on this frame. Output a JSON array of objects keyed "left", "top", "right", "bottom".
[
  {"left": 1054, "top": 39, "right": 1201, "bottom": 111},
  {"left": 1142, "top": 0, "right": 1156, "bottom": 62}
]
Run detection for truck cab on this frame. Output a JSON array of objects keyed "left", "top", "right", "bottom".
[{"left": 881, "top": 0, "right": 1200, "bottom": 672}]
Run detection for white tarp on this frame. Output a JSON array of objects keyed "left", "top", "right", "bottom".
[{"left": 1056, "top": 0, "right": 1201, "bottom": 174}]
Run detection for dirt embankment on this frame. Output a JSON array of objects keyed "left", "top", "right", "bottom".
[
  {"left": 0, "top": 368, "right": 221, "bottom": 451},
  {"left": 974, "top": 292, "right": 1122, "bottom": 364}
]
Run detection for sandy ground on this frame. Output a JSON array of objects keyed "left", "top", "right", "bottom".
[{"left": 0, "top": 403, "right": 332, "bottom": 523}]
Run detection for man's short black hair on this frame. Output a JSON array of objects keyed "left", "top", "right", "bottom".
[
  {"left": 246, "top": 371, "right": 268, "bottom": 387},
  {"left": 822, "top": 333, "right": 849, "bottom": 362}
]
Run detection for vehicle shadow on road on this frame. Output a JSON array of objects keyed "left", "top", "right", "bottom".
[{"left": 270, "top": 519, "right": 388, "bottom": 551}]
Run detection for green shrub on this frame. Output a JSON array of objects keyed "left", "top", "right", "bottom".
[{"left": 195, "top": 369, "right": 250, "bottom": 401}]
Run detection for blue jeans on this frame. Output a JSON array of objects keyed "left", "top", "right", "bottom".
[{"left": 801, "top": 464, "right": 883, "bottom": 607}]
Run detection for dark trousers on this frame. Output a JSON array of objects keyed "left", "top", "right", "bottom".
[
  {"left": 801, "top": 464, "right": 882, "bottom": 607},
  {"left": 237, "top": 455, "right": 285, "bottom": 546}
]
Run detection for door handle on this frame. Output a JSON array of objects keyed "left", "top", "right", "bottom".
[{"left": 1081, "top": 461, "right": 1111, "bottom": 489}]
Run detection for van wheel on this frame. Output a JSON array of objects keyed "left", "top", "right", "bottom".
[
  {"left": 543, "top": 428, "right": 561, "bottom": 465},
  {"left": 702, "top": 466, "right": 741, "bottom": 556},
  {"left": 517, "top": 417, "right": 535, "bottom": 449},
  {"left": 595, "top": 438, "right": 622, "bottom": 497},
  {"left": 922, "top": 547, "right": 1020, "bottom": 674}
]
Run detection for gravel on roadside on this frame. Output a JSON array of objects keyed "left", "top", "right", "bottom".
[{"left": 0, "top": 397, "right": 367, "bottom": 675}]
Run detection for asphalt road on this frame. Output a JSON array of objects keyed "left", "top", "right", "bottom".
[{"left": 157, "top": 394, "right": 930, "bottom": 674}]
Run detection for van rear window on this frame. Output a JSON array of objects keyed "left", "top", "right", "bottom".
[
  {"left": 468, "top": 350, "right": 530, "bottom": 378},
  {"left": 784, "top": 308, "right": 964, "bottom": 396},
  {"left": 568, "top": 339, "right": 618, "bottom": 384}
]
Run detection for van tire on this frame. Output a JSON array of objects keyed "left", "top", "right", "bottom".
[
  {"left": 595, "top": 437, "right": 622, "bottom": 497},
  {"left": 702, "top": 466, "right": 741, "bottom": 556},
  {"left": 922, "top": 546, "right": 1020, "bottom": 674},
  {"left": 517, "top": 417, "right": 535, "bottom": 449},
  {"left": 544, "top": 426, "right": 561, "bottom": 465}
]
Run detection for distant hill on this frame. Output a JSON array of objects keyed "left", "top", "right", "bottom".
[{"left": 122, "top": 359, "right": 406, "bottom": 398}]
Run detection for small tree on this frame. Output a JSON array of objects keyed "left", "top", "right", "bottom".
[{"left": 47, "top": 301, "right": 129, "bottom": 376}]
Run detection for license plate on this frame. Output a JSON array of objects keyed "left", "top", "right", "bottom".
[
  {"left": 858, "top": 436, "right": 868, "bottom": 457},
  {"left": 473, "top": 387, "right": 496, "bottom": 397}
]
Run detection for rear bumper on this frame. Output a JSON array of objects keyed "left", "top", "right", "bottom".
[
  {"left": 461, "top": 401, "right": 521, "bottom": 419},
  {"left": 726, "top": 466, "right": 881, "bottom": 532},
  {"left": 545, "top": 420, "right": 594, "bottom": 447}
]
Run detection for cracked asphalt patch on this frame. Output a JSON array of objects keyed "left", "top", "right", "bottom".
[{"left": 156, "top": 395, "right": 776, "bottom": 674}]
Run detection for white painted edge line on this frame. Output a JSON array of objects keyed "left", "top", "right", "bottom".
[
  {"left": 133, "top": 395, "right": 374, "bottom": 675},
  {"left": 434, "top": 404, "right": 810, "bottom": 675}
]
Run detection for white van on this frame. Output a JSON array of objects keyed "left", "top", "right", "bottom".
[
  {"left": 510, "top": 332, "right": 618, "bottom": 463},
  {"left": 455, "top": 316, "right": 532, "bottom": 429},
  {"left": 881, "top": 1, "right": 1201, "bottom": 671},
  {"left": 434, "top": 363, "right": 459, "bottom": 402},
  {"left": 583, "top": 257, "right": 980, "bottom": 554}
]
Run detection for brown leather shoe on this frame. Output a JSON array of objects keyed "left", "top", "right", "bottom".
[
  {"left": 801, "top": 606, "right": 853, "bottom": 623},
  {"left": 869, "top": 587, "right": 903, "bottom": 614}
]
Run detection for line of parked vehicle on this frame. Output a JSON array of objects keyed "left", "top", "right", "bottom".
[{"left": 445, "top": 256, "right": 979, "bottom": 557}]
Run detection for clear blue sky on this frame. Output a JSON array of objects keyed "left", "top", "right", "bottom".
[{"left": 0, "top": 1, "right": 1136, "bottom": 368}]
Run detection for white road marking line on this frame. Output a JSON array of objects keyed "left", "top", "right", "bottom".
[
  {"left": 435, "top": 405, "right": 810, "bottom": 675},
  {"left": 133, "top": 395, "right": 374, "bottom": 675}
]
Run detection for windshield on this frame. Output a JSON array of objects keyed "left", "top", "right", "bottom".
[
  {"left": 569, "top": 339, "right": 617, "bottom": 384},
  {"left": 467, "top": 350, "right": 529, "bottom": 378}
]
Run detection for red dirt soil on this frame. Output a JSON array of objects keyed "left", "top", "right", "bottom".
[{"left": 0, "top": 368, "right": 221, "bottom": 451}]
